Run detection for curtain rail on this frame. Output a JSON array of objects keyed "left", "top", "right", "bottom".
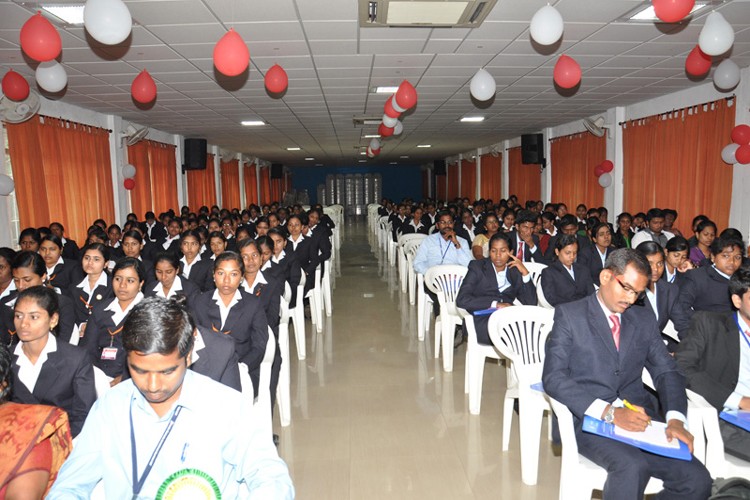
[{"left": 618, "top": 94, "right": 735, "bottom": 126}]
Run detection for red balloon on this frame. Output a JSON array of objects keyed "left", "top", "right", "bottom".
[
  {"left": 685, "top": 45, "right": 711, "bottom": 76},
  {"left": 2, "top": 70, "right": 30, "bottom": 101},
  {"left": 652, "top": 0, "right": 695, "bottom": 23},
  {"left": 131, "top": 70, "right": 157, "bottom": 104},
  {"left": 384, "top": 96, "right": 400, "bottom": 119},
  {"left": 600, "top": 160, "right": 614, "bottom": 173},
  {"left": 378, "top": 123, "right": 394, "bottom": 137},
  {"left": 123, "top": 178, "right": 136, "bottom": 190},
  {"left": 394, "top": 80, "right": 417, "bottom": 110},
  {"left": 736, "top": 145, "right": 750, "bottom": 165},
  {"left": 20, "top": 12, "right": 61, "bottom": 62},
  {"left": 594, "top": 165, "right": 605, "bottom": 177},
  {"left": 213, "top": 29, "right": 249, "bottom": 77},
  {"left": 264, "top": 64, "right": 288, "bottom": 94},
  {"left": 731, "top": 124, "right": 750, "bottom": 145},
  {"left": 553, "top": 55, "right": 581, "bottom": 89}
]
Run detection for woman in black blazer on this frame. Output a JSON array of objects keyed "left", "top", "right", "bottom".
[
  {"left": 285, "top": 214, "right": 319, "bottom": 294},
  {"left": 66, "top": 243, "right": 113, "bottom": 327},
  {"left": 586, "top": 222, "right": 616, "bottom": 287},
  {"left": 399, "top": 207, "right": 429, "bottom": 236},
  {"left": 120, "top": 230, "right": 154, "bottom": 282},
  {"left": 540, "top": 234, "right": 595, "bottom": 307},
  {"left": 456, "top": 232, "right": 538, "bottom": 345},
  {"left": 192, "top": 252, "right": 269, "bottom": 396},
  {"left": 39, "top": 235, "right": 76, "bottom": 291},
  {"left": 612, "top": 212, "right": 636, "bottom": 249},
  {"left": 80, "top": 257, "right": 145, "bottom": 382},
  {"left": 10, "top": 286, "right": 95, "bottom": 436},
  {"left": 144, "top": 252, "right": 200, "bottom": 308}
]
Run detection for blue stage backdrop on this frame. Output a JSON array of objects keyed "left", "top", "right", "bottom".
[{"left": 288, "top": 164, "right": 423, "bottom": 205}]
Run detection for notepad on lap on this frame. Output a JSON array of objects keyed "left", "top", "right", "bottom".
[
  {"left": 720, "top": 410, "right": 750, "bottom": 432},
  {"left": 582, "top": 416, "right": 691, "bottom": 461}
]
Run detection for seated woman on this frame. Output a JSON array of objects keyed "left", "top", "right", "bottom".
[
  {"left": 613, "top": 212, "right": 635, "bottom": 249},
  {"left": 18, "top": 227, "right": 41, "bottom": 253},
  {"left": 688, "top": 219, "right": 716, "bottom": 268},
  {"left": 67, "top": 243, "right": 113, "bottom": 329},
  {"left": 0, "top": 342, "right": 73, "bottom": 498},
  {"left": 540, "top": 234, "right": 595, "bottom": 307},
  {"left": 144, "top": 252, "right": 200, "bottom": 307},
  {"left": 178, "top": 229, "right": 204, "bottom": 283},
  {"left": 399, "top": 207, "right": 429, "bottom": 236},
  {"left": 38, "top": 235, "right": 76, "bottom": 292},
  {"left": 662, "top": 236, "right": 693, "bottom": 286},
  {"left": 585, "top": 222, "right": 615, "bottom": 287},
  {"left": 9, "top": 286, "right": 95, "bottom": 438},
  {"left": 119, "top": 229, "right": 154, "bottom": 280},
  {"left": 471, "top": 213, "right": 500, "bottom": 259},
  {"left": 635, "top": 241, "right": 682, "bottom": 350},
  {"left": 80, "top": 258, "right": 145, "bottom": 383},
  {"left": 0, "top": 248, "right": 16, "bottom": 306},
  {"left": 456, "top": 232, "right": 537, "bottom": 345}
]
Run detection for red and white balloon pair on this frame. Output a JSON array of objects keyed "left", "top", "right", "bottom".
[
  {"left": 722, "top": 125, "right": 750, "bottom": 165},
  {"left": 369, "top": 80, "right": 418, "bottom": 157}
]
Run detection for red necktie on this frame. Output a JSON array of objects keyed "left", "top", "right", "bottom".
[
  {"left": 609, "top": 314, "right": 620, "bottom": 350},
  {"left": 516, "top": 241, "right": 524, "bottom": 260}
]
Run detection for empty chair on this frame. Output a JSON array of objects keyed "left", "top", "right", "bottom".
[{"left": 424, "top": 264, "right": 468, "bottom": 372}]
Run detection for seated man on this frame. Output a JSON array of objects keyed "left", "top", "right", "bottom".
[
  {"left": 675, "top": 267, "right": 750, "bottom": 461},
  {"left": 543, "top": 249, "right": 711, "bottom": 500},
  {"left": 631, "top": 208, "right": 675, "bottom": 249},
  {"left": 48, "top": 297, "right": 294, "bottom": 499}
]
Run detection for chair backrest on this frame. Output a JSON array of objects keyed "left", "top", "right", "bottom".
[
  {"left": 523, "top": 262, "right": 547, "bottom": 285},
  {"left": 536, "top": 277, "right": 554, "bottom": 309},
  {"left": 424, "top": 265, "right": 468, "bottom": 315},
  {"left": 398, "top": 232, "right": 427, "bottom": 248},
  {"left": 404, "top": 238, "right": 424, "bottom": 261},
  {"left": 548, "top": 396, "right": 580, "bottom": 463}
]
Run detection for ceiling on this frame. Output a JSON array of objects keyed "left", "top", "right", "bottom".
[{"left": 1, "top": 0, "right": 750, "bottom": 166}]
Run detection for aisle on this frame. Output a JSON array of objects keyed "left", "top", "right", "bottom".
[{"left": 274, "top": 218, "right": 561, "bottom": 500}]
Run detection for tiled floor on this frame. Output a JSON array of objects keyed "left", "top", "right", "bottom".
[{"left": 273, "top": 218, "right": 562, "bottom": 500}]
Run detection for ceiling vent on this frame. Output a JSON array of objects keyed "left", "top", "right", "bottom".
[
  {"left": 359, "top": 0, "right": 497, "bottom": 28},
  {"left": 353, "top": 115, "right": 384, "bottom": 127}
]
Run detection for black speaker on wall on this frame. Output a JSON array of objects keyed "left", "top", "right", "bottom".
[
  {"left": 271, "top": 163, "right": 284, "bottom": 179},
  {"left": 434, "top": 159, "right": 446, "bottom": 176},
  {"left": 183, "top": 138, "right": 207, "bottom": 170},
  {"left": 521, "top": 133, "right": 545, "bottom": 164}
]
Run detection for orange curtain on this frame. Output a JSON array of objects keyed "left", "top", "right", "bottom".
[
  {"left": 508, "top": 146, "right": 540, "bottom": 203},
  {"left": 186, "top": 153, "right": 216, "bottom": 209},
  {"left": 460, "top": 159, "right": 477, "bottom": 199},
  {"left": 436, "top": 173, "right": 446, "bottom": 201},
  {"left": 127, "top": 140, "right": 178, "bottom": 218},
  {"left": 623, "top": 98, "right": 735, "bottom": 236},
  {"left": 480, "top": 153, "right": 502, "bottom": 202},
  {"left": 259, "top": 167, "right": 271, "bottom": 205},
  {"left": 220, "top": 159, "right": 241, "bottom": 210},
  {"left": 271, "top": 178, "right": 282, "bottom": 203},
  {"left": 447, "top": 162, "right": 459, "bottom": 200},
  {"left": 243, "top": 163, "right": 257, "bottom": 207},
  {"left": 550, "top": 132, "right": 606, "bottom": 212},
  {"left": 6, "top": 116, "right": 114, "bottom": 244}
]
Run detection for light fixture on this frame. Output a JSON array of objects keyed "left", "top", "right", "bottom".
[
  {"left": 390, "top": 161, "right": 398, "bottom": 164},
  {"left": 460, "top": 116, "right": 485, "bottom": 123},
  {"left": 41, "top": 4, "right": 85, "bottom": 25},
  {"left": 364, "top": 134, "right": 382, "bottom": 138},
  {"left": 286, "top": 147, "right": 301, "bottom": 151},
  {"left": 358, "top": 159, "right": 367, "bottom": 163},
  {"left": 400, "top": 155, "right": 409, "bottom": 158},
  {"left": 241, "top": 120, "right": 265, "bottom": 126},
  {"left": 305, "top": 157, "right": 315, "bottom": 160},
  {"left": 360, "top": 151, "right": 367, "bottom": 155},
  {"left": 628, "top": 2, "right": 708, "bottom": 21},
  {"left": 373, "top": 86, "right": 399, "bottom": 94},
  {"left": 417, "top": 144, "right": 431, "bottom": 148}
]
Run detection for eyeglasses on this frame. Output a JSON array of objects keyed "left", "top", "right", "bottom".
[{"left": 613, "top": 276, "right": 645, "bottom": 300}]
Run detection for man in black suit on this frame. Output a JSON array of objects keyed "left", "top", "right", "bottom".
[
  {"left": 507, "top": 209, "right": 546, "bottom": 264},
  {"left": 140, "top": 211, "right": 167, "bottom": 243},
  {"left": 49, "top": 222, "right": 80, "bottom": 260},
  {"left": 635, "top": 241, "right": 682, "bottom": 351},
  {"left": 543, "top": 249, "right": 711, "bottom": 500},
  {"left": 675, "top": 267, "right": 750, "bottom": 461}
]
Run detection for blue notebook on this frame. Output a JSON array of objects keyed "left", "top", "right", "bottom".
[
  {"left": 720, "top": 410, "right": 750, "bottom": 432},
  {"left": 472, "top": 308, "right": 497, "bottom": 316},
  {"left": 582, "top": 416, "right": 692, "bottom": 461}
]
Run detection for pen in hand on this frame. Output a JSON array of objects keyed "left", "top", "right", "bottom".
[{"left": 622, "top": 399, "right": 651, "bottom": 426}]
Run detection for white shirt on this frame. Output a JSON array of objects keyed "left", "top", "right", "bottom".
[
  {"left": 463, "top": 224, "right": 476, "bottom": 242},
  {"left": 645, "top": 286, "right": 658, "bottom": 321},
  {"left": 103, "top": 292, "right": 144, "bottom": 326},
  {"left": 211, "top": 289, "right": 241, "bottom": 330},
  {"left": 725, "top": 313, "right": 750, "bottom": 410},
  {"left": 162, "top": 235, "right": 178, "bottom": 250},
  {"left": 152, "top": 276, "right": 184, "bottom": 300},
  {"left": 288, "top": 234, "right": 305, "bottom": 251},
  {"left": 76, "top": 272, "right": 109, "bottom": 298},
  {"left": 261, "top": 260, "right": 273, "bottom": 271},
  {"left": 241, "top": 271, "right": 268, "bottom": 295},
  {"left": 665, "top": 267, "right": 677, "bottom": 283},
  {"left": 0, "top": 280, "right": 16, "bottom": 302},
  {"left": 46, "top": 257, "right": 64, "bottom": 277},
  {"left": 14, "top": 334, "right": 57, "bottom": 393},
  {"left": 272, "top": 250, "right": 286, "bottom": 264},
  {"left": 180, "top": 254, "right": 201, "bottom": 279},
  {"left": 190, "top": 329, "right": 207, "bottom": 365},
  {"left": 596, "top": 247, "right": 607, "bottom": 267},
  {"left": 563, "top": 264, "right": 575, "bottom": 281}
]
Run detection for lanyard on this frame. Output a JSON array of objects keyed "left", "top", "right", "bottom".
[
  {"left": 735, "top": 314, "right": 750, "bottom": 350},
  {"left": 439, "top": 238, "right": 451, "bottom": 264},
  {"left": 130, "top": 402, "right": 183, "bottom": 498}
]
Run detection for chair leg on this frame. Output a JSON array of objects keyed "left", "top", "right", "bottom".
[
  {"left": 291, "top": 301, "right": 306, "bottom": 360},
  {"left": 434, "top": 317, "right": 442, "bottom": 358},
  {"left": 518, "top": 393, "right": 545, "bottom": 486},
  {"left": 278, "top": 324, "right": 291, "bottom": 427},
  {"left": 417, "top": 285, "right": 425, "bottom": 341},
  {"left": 322, "top": 265, "right": 332, "bottom": 317},
  {"left": 408, "top": 270, "right": 416, "bottom": 305},
  {"left": 469, "top": 353, "right": 486, "bottom": 415},
  {"left": 502, "top": 393, "right": 515, "bottom": 451},
  {"left": 441, "top": 319, "right": 454, "bottom": 372}
]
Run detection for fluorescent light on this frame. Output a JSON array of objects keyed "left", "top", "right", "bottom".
[
  {"left": 400, "top": 155, "right": 409, "bottom": 158},
  {"left": 41, "top": 4, "right": 85, "bottom": 25},
  {"left": 390, "top": 162, "right": 398, "bottom": 164},
  {"left": 360, "top": 151, "right": 367, "bottom": 155},
  {"left": 358, "top": 159, "right": 367, "bottom": 163},
  {"left": 364, "top": 134, "right": 381, "bottom": 138},
  {"left": 305, "top": 157, "right": 315, "bottom": 161},
  {"left": 417, "top": 144, "right": 431, "bottom": 148},
  {"left": 629, "top": 2, "right": 707, "bottom": 21},
  {"left": 241, "top": 120, "right": 265, "bottom": 126},
  {"left": 286, "top": 147, "right": 301, "bottom": 151},
  {"left": 362, "top": 119, "right": 382, "bottom": 125},
  {"left": 460, "top": 116, "right": 485, "bottom": 123},
  {"left": 374, "top": 86, "right": 399, "bottom": 93}
]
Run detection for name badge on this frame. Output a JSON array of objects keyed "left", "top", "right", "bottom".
[{"left": 101, "top": 347, "right": 118, "bottom": 360}]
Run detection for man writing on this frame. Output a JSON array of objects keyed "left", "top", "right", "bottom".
[
  {"left": 48, "top": 297, "right": 294, "bottom": 499},
  {"left": 543, "top": 249, "right": 711, "bottom": 499}
]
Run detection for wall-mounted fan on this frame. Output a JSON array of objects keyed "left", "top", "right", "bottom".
[
  {"left": 583, "top": 116, "right": 607, "bottom": 137},
  {"left": 0, "top": 91, "right": 41, "bottom": 123},
  {"left": 489, "top": 145, "right": 500, "bottom": 157},
  {"left": 121, "top": 123, "right": 149, "bottom": 146},
  {"left": 220, "top": 150, "right": 236, "bottom": 162}
]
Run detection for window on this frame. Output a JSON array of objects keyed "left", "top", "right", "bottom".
[{"left": 2, "top": 126, "right": 20, "bottom": 249}]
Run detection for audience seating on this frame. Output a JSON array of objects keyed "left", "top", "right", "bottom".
[
  {"left": 291, "top": 274, "right": 307, "bottom": 360},
  {"left": 398, "top": 233, "right": 427, "bottom": 294},
  {"left": 424, "top": 264, "right": 468, "bottom": 372},
  {"left": 277, "top": 283, "right": 293, "bottom": 427},
  {"left": 460, "top": 311, "right": 503, "bottom": 415},
  {"left": 403, "top": 239, "right": 423, "bottom": 305}
]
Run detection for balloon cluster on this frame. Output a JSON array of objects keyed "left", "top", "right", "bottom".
[
  {"left": 122, "top": 164, "right": 136, "bottom": 190},
  {"left": 721, "top": 125, "right": 750, "bottom": 165},
  {"left": 370, "top": 80, "right": 417, "bottom": 157},
  {"left": 528, "top": 5, "right": 582, "bottom": 90},
  {"left": 213, "top": 29, "right": 288, "bottom": 97},
  {"left": 680, "top": 10, "right": 738, "bottom": 90},
  {"left": 2, "top": 70, "right": 30, "bottom": 101},
  {"left": 594, "top": 160, "right": 614, "bottom": 188}
]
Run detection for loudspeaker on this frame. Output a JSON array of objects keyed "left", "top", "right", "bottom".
[
  {"left": 521, "top": 133, "right": 544, "bottom": 164},
  {"left": 271, "top": 163, "right": 283, "bottom": 179},
  {"left": 434, "top": 159, "right": 446, "bottom": 176},
  {"left": 183, "top": 139, "right": 207, "bottom": 170}
]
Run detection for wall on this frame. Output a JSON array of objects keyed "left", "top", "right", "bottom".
[{"left": 289, "top": 164, "right": 423, "bottom": 204}]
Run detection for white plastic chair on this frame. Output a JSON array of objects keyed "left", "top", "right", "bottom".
[
  {"left": 548, "top": 396, "right": 664, "bottom": 500},
  {"left": 92, "top": 366, "right": 112, "bottom": 399},
  {"left": 291, "top": 273, "right": 307, "bottom": 359},
  {"left": 322, "top": 259, "right": 332, "bottom": 317},
  {"left": 536, "top": 274, "right": 554, "bottom": 309},
  {"left": 308, "top": 265, "right": 323, "bottom": 333},
  {"left": 403, "top": 239, "right": 424, "bottom": 305},
  {"left": 488, "top": 306, "right": 555, "bottom": 486},
  {"left": 461, "top": 311, "right": 503, "bottom": 415},
  {"left": 523, "top": 261, "right": 547, "bottom": 285},
  {"left": 256, "top": 328, "right": 277, "bottom": 433},
  {"left": 424, "top": 264, "right": 468, "bottom": 372},
  {"left": 398, "top": 233, "right": 427, "bottom": 294},
  {"left": 277, "top": 284, "right": 293, "bottom": 427},
  {"left": 416, "top": 271, "right": 432, "bottom": 341},
  {"left": 662, "top": 319, "right": 679, "bottom": 343}
]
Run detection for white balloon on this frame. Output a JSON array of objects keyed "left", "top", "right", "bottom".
[
  {"left": 698, "top": 12, "right": 734, "bottom": 56},
  {"left": 598, "top": 172, "right": 612, "bottom": 188},
  {"left": 713, "top": 59, "right": 741, "bottom": 91},
  {"left": 0, "top": 174, "right": 14, "bottom": 196},
  {"left": 369, "top": 138, "right": 381, "bottom": 151},
  {"left": 84, "top": 0, "right": 133, "bottom": 45},
  {"left": 122, "top": 163, "right": 136, "bottom": 178},
  {"left": 721, "top": 143, "right": 739, "bottom": 164},
  {"left": 391, "top": 95, "right": 406, "bottom": 113},
  {"left": 35, "top": 61, "right": 68, "bottom": 93},
  {"left": 470, "top": 68, "right": 496, "bottom": 101},
  {"left": 529, "top": 5, "right": 564, "bottom": 46},
  {"left": 382, "top": 114, "right": 398, "bottom": 128},
  {"left": 393, "top": 120, "right": 403, "bottom": 136},
  {"left": 366, "top": 147, "right": 375, "bottom": 158}
]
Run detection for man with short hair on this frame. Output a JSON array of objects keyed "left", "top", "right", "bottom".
[
  {"left": 631, "top": 208, "right": 675, "bottom": 248},
  {"left": 48, "top": 297, "right": 294, "bottom": 499},
  {"left": 507, "top": 210, "right": 546, "bottom": 263},
  {"left": 543, "top": 249, "right": 712, "bottom": 500},
  {"left": 544, "top": 214, "right": 591, "bottom": 264}
]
